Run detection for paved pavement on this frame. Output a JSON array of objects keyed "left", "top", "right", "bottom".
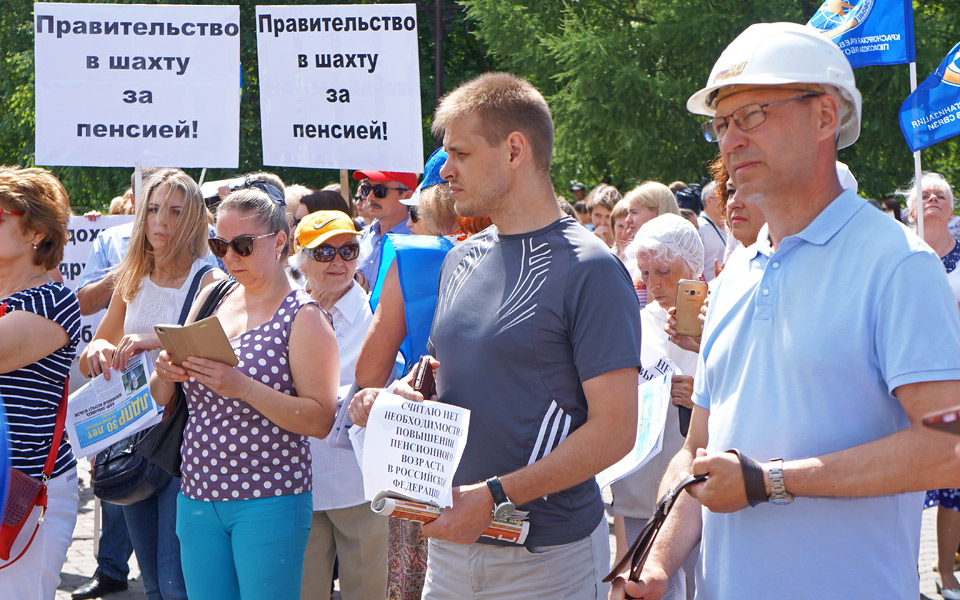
[{"left": 57, "top": 461, "right": 946, "bottom": 599}]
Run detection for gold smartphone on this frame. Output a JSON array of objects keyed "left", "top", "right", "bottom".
[
  {"left": 154, "top": 316, "right": 239, "bottom": 367},
  {"left": 674, "top": 279, "right": 708, "bottom": 337}
]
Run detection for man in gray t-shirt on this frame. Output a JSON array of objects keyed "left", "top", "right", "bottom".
[{"left": 404, "top": 73, "right": 641, "bottom": 600}]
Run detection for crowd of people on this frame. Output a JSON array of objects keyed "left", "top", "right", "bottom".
[{"left": 2, "top": 19, "right": 960, "bottom": 600}]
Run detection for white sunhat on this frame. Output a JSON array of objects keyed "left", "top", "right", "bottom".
[{"left": 686, "top": 22, "right": 862, "bottom": 149}]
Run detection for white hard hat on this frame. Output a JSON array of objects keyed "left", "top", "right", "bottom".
[{"left": 687, "top": 22, "right": 862, "bottom": 149}]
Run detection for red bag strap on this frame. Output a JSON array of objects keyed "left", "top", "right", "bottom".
[{"left": 43, "top": 378, "right": 69, "bottom": 480}]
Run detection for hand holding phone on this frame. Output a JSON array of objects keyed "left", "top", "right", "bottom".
[
  {"left": 674, "top": 280, "right": 708, "bottom": 337},
  {"left": 412, "top": 355, "right": 437, "bottom": 399}
]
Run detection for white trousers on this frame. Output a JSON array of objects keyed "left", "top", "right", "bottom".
[{"left": 0, "top": 469, "right": 78, "bottom": 600}]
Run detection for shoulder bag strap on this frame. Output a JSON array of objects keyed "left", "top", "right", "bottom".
[
  {"left": 196, "top": 279, "right": 237, "bottom": 321},
  {"left": 42, "top": 377, "right": 69, "bottom": 480},
  {"left": 178, "top": 265, "right": 214, "bottom": 325}
]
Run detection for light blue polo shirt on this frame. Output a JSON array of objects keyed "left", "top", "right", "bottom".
[{"left": 693, "top": 189, "right": 960, "bottom": 600}]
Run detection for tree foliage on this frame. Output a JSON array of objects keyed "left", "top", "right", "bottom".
[
  {"left": 459, "top": 0, "right": 960, "bottom": 199},
  {"left": 0, "top": 0, "right": 489, "bottom": 211},
  {"left": 1, "top": 1, "right": 957, "bottom": 207}
]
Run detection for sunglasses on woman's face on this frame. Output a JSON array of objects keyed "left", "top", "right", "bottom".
[
  {"left": 359, "top": 183, "right": 406, "bottom": 199},
  {"left": 408, "top": 206, "right": 420, "bottom": 223},
  {"left": 208, "top": 232, "right": 277, "bottom": 258},
  {"left": 304, "top": 243, "right": 360, "bottom": 263}
]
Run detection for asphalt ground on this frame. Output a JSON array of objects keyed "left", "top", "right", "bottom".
[{"left": 57, "top": 461, "right": 945, "bottom": 599}]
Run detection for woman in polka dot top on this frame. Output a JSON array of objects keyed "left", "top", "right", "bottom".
[{"left": 150, "top": 186, "right": 339, "bottom": 600}]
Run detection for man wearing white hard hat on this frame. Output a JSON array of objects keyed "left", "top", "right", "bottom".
[{"left": 611, "top": 22, "right": 960, "bottom": 600}]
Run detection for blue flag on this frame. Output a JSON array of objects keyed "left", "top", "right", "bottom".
[
  {"left": 807, "top": 0, "right": 915, "bottom": 69},
  {"left": 899, "top": 42, "right": 960, "bottom": 153}
]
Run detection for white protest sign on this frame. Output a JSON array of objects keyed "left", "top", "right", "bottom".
[
  {"left": 361, "top": 393, "right": 469, "bottom": 508},
  {"left": 34, "top": 3, "right": 240, "bottom": 167},
  {"left": 60, "top": 215, "right": 134, "bottom": 390},
  {"left": 256, "top": 4, "right": 424, "bottom": 172},
  {"left": 596, "top": 373, "right": 672, "bottom": 489},
  {"left": 65, "top": 354, "right": 162, "bottom": 459}
]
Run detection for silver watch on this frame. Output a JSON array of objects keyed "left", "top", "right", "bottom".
[{"left": 768, "top": 458, "right": 794, "bottom": 505}]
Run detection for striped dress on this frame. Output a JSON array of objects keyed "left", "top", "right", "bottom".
[{"left": 0, "top": 283, "right": 80, "bottom": 480}]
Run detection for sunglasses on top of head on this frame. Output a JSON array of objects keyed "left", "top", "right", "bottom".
[
  {"left": 304, "top": 243, "right": 360, "bottom": 263},
  {"left": 360, "top": 183, "right": 407, "bottom": 199},
  {"left": 208, "top": 232, "right": 278, "bottom": 258}
]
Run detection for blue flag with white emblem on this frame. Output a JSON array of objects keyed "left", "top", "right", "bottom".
[
  {"left": 806, "top": 0, "right": 914, "bottom": 69},
  {"left": 899, "top": 42, "right": 960, "bottom": 152}
]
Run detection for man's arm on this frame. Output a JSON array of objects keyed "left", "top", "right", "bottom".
[
  {"left": 76, "top": 270, "right": 116, "bottom": 316},
  {"left": 689, "top": 379, "right": 960, "bottom": 513},
  {"left": 418, "top": 366, "right": 639, "bottom": 544},
  {"left": 610, "top": 404, "right": 709, "bottom": 600}
]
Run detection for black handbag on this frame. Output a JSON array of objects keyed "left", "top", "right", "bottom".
[
  {"left": 91, "top": 266, "right": 213, "bottom": 503},
  {"left": 136, "top": 278, "right": 237, "bottom": 477}
]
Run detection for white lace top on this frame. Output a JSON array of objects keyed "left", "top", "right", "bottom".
[{"left": 123, "top": 259, "right": 209, "bottom": 369}]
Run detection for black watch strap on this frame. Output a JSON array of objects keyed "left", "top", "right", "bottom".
[{"left": 485, "top": 476, "right": 508, "bottom": 505}]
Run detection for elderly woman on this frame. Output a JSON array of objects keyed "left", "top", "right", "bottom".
[
  {"left": 290, "top": 210, "right": 388, "bottom": 600},
  {"left": 620, "top": 182, "right": 682, "bottom": 309},
  {"left": 612, "top": 214, "right": 704, "bottom": 600},
  {"left": 905, "top": 173, "right": 960, "bottom": 597},
  {"left": 150, "top": 188, "right": 338, "bottom": 600},
  {"left": 0, "top": 167, "right": 80, "bottom": 598}
]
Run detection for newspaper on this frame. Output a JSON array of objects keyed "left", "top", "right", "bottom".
[
  {"left": 595, "top": 372, "right": 673, "bottom": 489},
  {"left": 371, "top": 490, "right": 530, "bottom": 545},
  {"left": 65, "top": 354, "right": 162, "bottom": 459}
]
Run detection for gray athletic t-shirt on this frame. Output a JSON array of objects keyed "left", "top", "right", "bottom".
[{"left": 429, "top": 216, "right": 642, "bottom": 546}]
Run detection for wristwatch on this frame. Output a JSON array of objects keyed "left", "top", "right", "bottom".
[
  {"left": 485, "top": 476, "right": 516, "bottom": 520},
  {"left": 768, "top": 459, "right": 794, "bottom": 505}
]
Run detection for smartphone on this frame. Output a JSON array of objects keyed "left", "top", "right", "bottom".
[
  {"left": 412, "top": 355, "right": 436, "bottom": 399},
  {"left": 922, "top": 406, "right": 960, "bottom": 435},
  {"left": 674, "top": 280, "right": 708, "bottom": 337}
]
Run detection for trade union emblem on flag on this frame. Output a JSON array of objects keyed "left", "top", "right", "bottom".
[
  {"left": 807, "top": 0, "right": 914, "bottom": 69},
  {"left": 899, "top": 42, "right": 960, "bottom": 152}
]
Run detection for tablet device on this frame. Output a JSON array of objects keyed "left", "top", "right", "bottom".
[{"left": 154, "top": 315, "right": 239, "bottom": 367}]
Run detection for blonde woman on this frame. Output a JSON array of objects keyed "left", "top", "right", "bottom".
[
  {"left": 80, "top": 169, "right": 224, "bottom": 600},
  {"left": 621, "top": 181, "right": 681, "bottom": 309}
]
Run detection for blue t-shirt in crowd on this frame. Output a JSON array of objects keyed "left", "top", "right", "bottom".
[{"left": 429, "top": 216, "right": 642, "bottom": 547}]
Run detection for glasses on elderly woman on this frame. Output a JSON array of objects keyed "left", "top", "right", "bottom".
[
  {"left": 0, "top": 208, "right": 23, "bottom": 223},
  {"left": 304, "top": 243, "right": 360, "bottom": 263}
]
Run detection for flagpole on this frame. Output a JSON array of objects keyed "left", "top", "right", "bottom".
[{"left": 909, "top": 61, "right": 923, "bottom": 240}]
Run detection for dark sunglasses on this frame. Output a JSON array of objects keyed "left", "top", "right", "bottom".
[
  {"left": 408, "top": 206, "right": 420, "bottom": 223},
  {"left": 208, "top": 232, "right": 277, "bottom": 258},
  {"left": 304, "top": 243, "right": 360, "bottom": 262},
  {"left": 360, "top": 183, "right": 407, "bottom": 199}
]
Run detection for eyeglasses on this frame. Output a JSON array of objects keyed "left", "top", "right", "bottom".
[
  {"left": 408, "top": 206, "right": 420, "bottom": 223},
  {"left": 700, "top": 94, "right": 821, "bottom": 142},
  {"left": 0, "top": 208, "right": 23, "bottom": 223},
  {"left": 360, "top": 184, "right": 407, "bottom": 199},
  {"left": 304, "top": 243, "right": 360, "bottom": 262},
  {"left": 208, "top": 232, "right": 278, "bottom": 258}
]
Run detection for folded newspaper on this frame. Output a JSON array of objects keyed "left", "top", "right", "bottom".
[{"left": 371, "top": 490, "right": 530, "bottom": 545}]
